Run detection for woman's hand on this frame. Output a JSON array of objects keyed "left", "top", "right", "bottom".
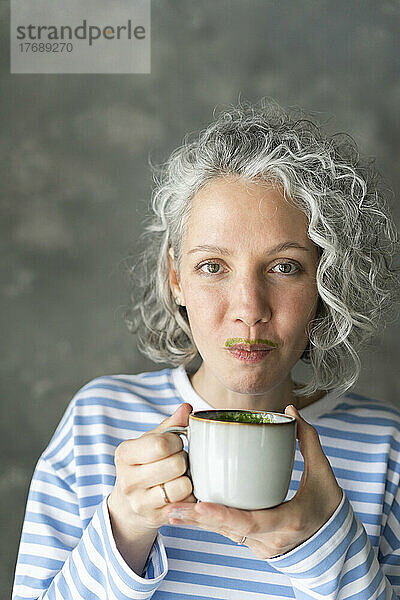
[
  {"left": 165, "top": 405, "right": 344, "bottom": 559},
  {"left": 108, "top": 402, "right": 195, "bottom": 533},
  {"left": 107, "top": 402, "right": 196, "bottom": 575}
]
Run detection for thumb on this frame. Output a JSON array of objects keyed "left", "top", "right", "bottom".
[
  {"left": 285, "top": 405, "right": 343, "bottom": 515},
  {"left": 155, "top": 402, "right": 193, "bottom": 433},
  {"left": 284, "top": 404, "right": 324, "bottom": 466}
]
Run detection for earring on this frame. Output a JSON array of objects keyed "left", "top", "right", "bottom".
[{"left": 175, "top": 297, "right": 181, "bottom": 305}]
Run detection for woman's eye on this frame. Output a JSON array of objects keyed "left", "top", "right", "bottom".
[
  {"left": 197, "top": 261, "right": 223, "bottom": 275},
  {"left": 271, "top": 262, "right": 300, "bottom": 274}
]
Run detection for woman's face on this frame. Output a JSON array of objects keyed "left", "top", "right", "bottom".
[{"left": 169, "top": 175, "right": 321, "bottom": 397}]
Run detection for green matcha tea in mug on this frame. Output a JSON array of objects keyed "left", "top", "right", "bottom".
[
  {"left": 210, "top": 410, "right": 275, "bottom": 424},
  {"left": 164, "top": 409, "right": 297, "bottom": 510}
]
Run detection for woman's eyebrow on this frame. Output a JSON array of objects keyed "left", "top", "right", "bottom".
[{"left": 187, "top": 242, "right": 311, "bottom": 255}]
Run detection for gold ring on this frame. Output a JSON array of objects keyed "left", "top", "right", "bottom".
[{"left": 159, "top": 483, "right": 170, "bottom": 504}]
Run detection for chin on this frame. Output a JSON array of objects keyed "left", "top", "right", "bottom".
[{"left": 221, "top": 371, "right": 273, "bottom": 395}]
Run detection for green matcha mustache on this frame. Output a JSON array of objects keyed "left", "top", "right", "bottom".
[{"left": 225, "top": 338, "right": 279, "bottom": 348}]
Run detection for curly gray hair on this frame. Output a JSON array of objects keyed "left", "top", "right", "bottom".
[{"left": 124, "top": 98, "right": 400, "bottom": 399}]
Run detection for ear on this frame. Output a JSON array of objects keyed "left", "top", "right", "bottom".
[{"left": 168, "top": 248, "right": 184, "bottom": 305}]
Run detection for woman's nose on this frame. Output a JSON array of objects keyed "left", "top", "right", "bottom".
[{"left": 230, "top": 277, "right": 271, "bottom": 326}]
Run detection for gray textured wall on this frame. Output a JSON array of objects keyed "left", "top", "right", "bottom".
[{"left": 3, "top": 0, "right": 400, "bottom": 593}]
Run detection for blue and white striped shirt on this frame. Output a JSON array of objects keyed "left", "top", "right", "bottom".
[{"left": 13, "top": 365, "right": 400, "bottom": 599}]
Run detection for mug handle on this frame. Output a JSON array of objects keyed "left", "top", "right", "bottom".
[{"left": 162, "top": 425, "right": 188, "bottom": 438}]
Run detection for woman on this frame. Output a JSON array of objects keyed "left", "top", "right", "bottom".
[{"left": 13, "top": 99, "right": 400, "bottom": 599}]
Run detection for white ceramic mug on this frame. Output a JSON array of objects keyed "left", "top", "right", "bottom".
[{"left": 164, "top": 409, "right": 297, "bottom": 510}]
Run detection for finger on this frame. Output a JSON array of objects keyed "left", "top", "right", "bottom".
[
  {"left": 136, "top": 450, "right": 189, "bottom": 488},
  {"left": 151, "top": 403, "right": 193, "bottom": 434},
  {"left": 284, "top": 404, "right": 323, "bottom": 463},
  {"left": 165, "top": 501, "right": 255, "bottom": 535},
  {"left": 147, "top": 476, "right": 194, "bottom": 508},
  {"left": 115, "top": 432, "right": 184, "bottom": 466},
  {"left": 114, "top": 404, "right": 192, "bottom": 466},
  {"left": 285, "top": 405, "right": 342, "bottom": 517},
  {"left": 284, "top": 404, "right": 334, "bottom": 484},
  {"left": 166, "top": 499, "right": 297, "bottom": 536},
  {"left": 127, "top": 487, "right": 196, "bottom": 529}
]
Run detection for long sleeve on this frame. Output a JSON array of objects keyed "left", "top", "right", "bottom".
[
  {"left": 12, "top": 454, "right": 169, "bottom": 599},
  {"left": 267, "top": 490, "right": 398, "bottom": 599},
  {"left": 11, "top": 376, "right": 173, "bottom": 600}
]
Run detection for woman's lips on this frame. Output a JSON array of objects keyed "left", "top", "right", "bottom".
[
  {"left": 227, "top": 347, "right": 274, "bottom": 363},
  {"left": 225, "top": 338, "right": 278, "bottom": 362}
]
